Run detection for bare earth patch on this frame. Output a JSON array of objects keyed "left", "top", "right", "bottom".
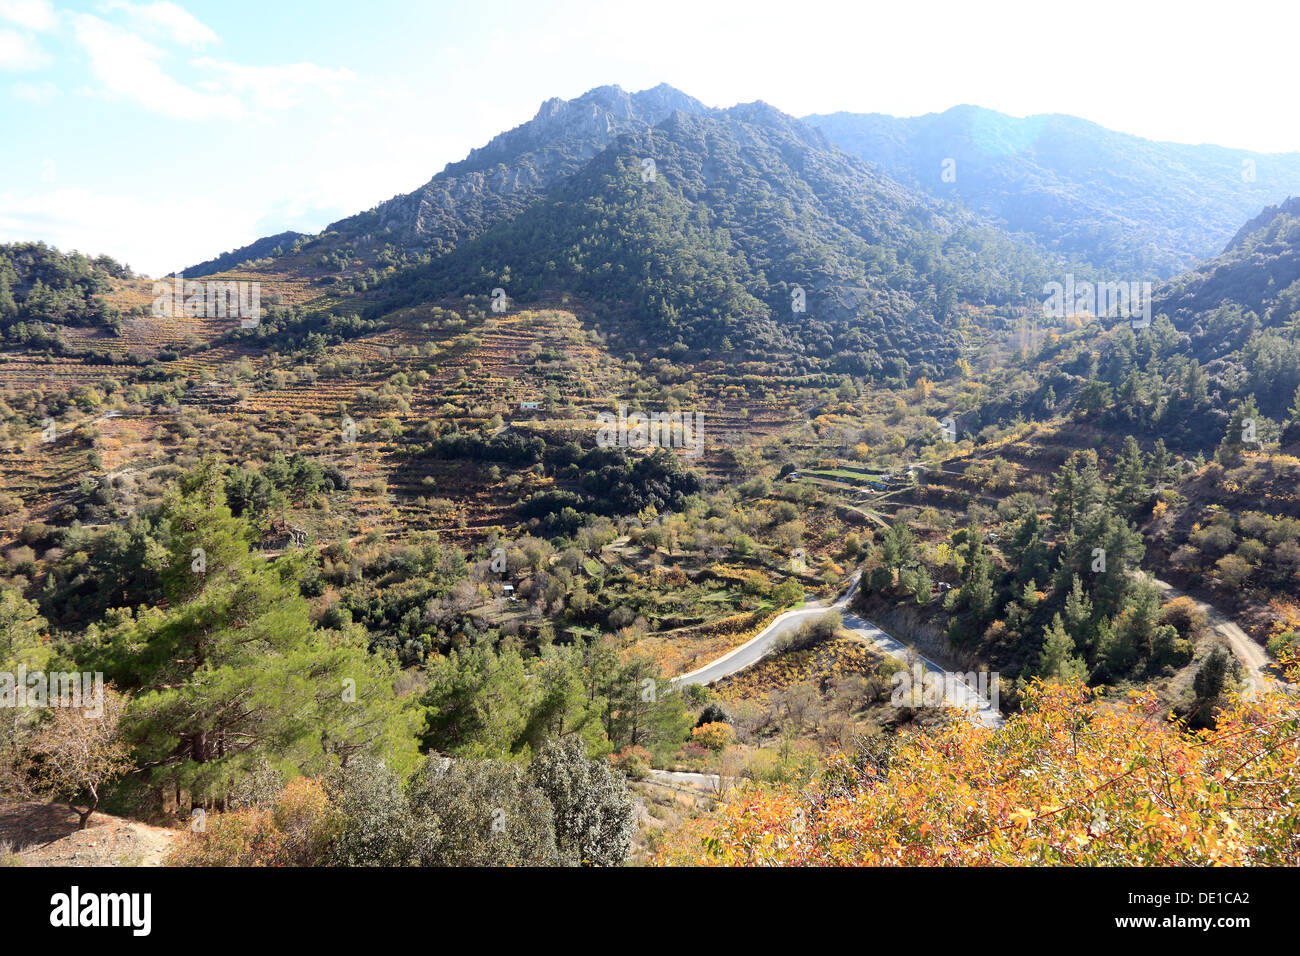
[{"left": 0, "top": 802, "right": 177, "bottom": 867}]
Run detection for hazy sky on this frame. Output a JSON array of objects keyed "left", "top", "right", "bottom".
[{"left": 1, "top": 0, "right": 1295, "bottom": 275}]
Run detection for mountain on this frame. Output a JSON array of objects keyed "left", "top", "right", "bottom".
[
  {"left": 960, "top": 194, "right": 1300, "bottom": 454},
  {"left": 806, "top": 105, "right": 1300, "bottom": 279},
  {"left": 325, "top": 83, "right": 711, "bottom": 255},
  {"left": 181, "top": 230, "right": 307, "bottom": 277},
  {"left": 357, "top": 93, "right": 1058, "bottom": 379},
  {"left": 1154, "top": 195, "right": 1300, "bottom": 323}
]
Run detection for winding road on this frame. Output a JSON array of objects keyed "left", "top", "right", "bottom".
[
  {"left": 1144, "top": 573, "right": 1278, "bottom": 687},
  {"left": 674, "top": 571, "right": 1003, "bottom": 727},
  {"left": 671, "top": 564, "right": 1284, "bottom": 730}
]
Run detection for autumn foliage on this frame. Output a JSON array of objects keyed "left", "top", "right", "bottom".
[
  {"left": 655, "top": 677, "right": 1300, "bottom": 865},
  {"left": 690, "top": 722, "right": 735, "bottom": 751},
  {"left": 168, "top": 777, "right": 343, "bottom": 867}
]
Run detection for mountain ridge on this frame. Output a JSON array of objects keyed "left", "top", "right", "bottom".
[{"left": 805, "top": 104, "right": 1300, "bottom": 278}]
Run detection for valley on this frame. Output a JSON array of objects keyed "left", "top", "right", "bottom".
[{"left": 2, "top": 74, "right": 1299, "bottom": 874}]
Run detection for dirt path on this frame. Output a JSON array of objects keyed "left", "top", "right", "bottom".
[
  {"left": 1143, "top": 573, "right": 1275, "bottom": 684},
  {"left": 0, "top": 802, "right": 177, "bottom": 867}
]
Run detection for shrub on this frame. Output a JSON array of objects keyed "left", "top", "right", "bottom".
[
  {"left": 691, "top": 722, "right": 735, "bottom": 751},
  {"left": 407, "top": 757, "right": 559, "bottom": 866},
  {"left": 773, "top": 611, "right": 842, "bottom": 655},
  {"left": 1267, "top": 630, "right": 1300, "bottom": 661},
  {"left": 324, "top": 755, "right": 421, "bottom": 866},
  {"left": 610, "top": 746, "right": 652, "bottom": 780},
  {"left": 1159, "top": 596, "right": 1207, "bottom": 638},
  {"left": 529, "top": 736, "right": 634, "bottom": 867},
  {"left": 169, "top": 777, "right": 342, "bottom": 866},
  {"left": 696, "top": 703, "right": 731, "bottom": 727}
]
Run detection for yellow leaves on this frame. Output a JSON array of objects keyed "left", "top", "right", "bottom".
[
  {"left": 655, "top": 676, "right": 1300, "bottom": 867},
  {"left": 1009, "top": 807, "right": 1037, "bottom": 829}
]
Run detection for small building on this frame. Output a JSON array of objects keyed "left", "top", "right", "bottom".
[{"left": 519, "top": 401, "right": 541, "bottom": 411}]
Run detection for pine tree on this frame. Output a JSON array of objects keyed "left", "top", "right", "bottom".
[
  {"left": 1183, "top": 360, "right": 1209, "bottom": 405},
  {"left": 1063, "top": 574, "right": 1095, "bottom": 650},
  {"left": 1147, "top": 438, "right": 1171, "bottom": 490},
  {"left": 1038, "top": 614, "right": 1087, "bottom": 683},
  {"left": 90, "top": 462, "right": 420, "bottom": 805},
  {"left": 962, "top": 533, "right": 996, "bottom": 622},
  {"left": 1052, "top": 451, "right": 1104, "bottom": 533},
  {"left": 913, "top": 564, "right": 933, "bottom": 605},
  {"left": 1113, "top": 435, "right": 1148, "bottom": 513},
  {"left": 1218, "top": 394, "right": 1268, "bottom": 462},
  {"left": 0, "top": 272, "right": 17, "bottom": 321}
]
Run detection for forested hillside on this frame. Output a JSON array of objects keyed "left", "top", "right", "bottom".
[
  {"left": 367, "top": 100, "right": 1057, "bottom": 378},
  {"left": 0, "top": 243, "right": 129, "bottom": 346},
  {"left": 3, "top": 83, "right": 1298, "bottom": 873},
  {"left": 807, "top": 105, "right": 1300, "bottom": 278}
]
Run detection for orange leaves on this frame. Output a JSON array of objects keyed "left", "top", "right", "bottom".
[
  {"left": 655, "top": 677, "right": 1300, "bottom": 867},
  {"left": 691, "top": 721, "right": 735, "bottom": 751}
]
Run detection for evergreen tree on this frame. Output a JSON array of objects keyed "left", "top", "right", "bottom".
[
  {"left": 0, "top": 272, "right": 17, "bottom": 321},
  {"left": 1147, "top": 438, "right": 1171, "bottom": 490},
  {"left": 1063, "top": 574, "right": 1096, "bottom": 652},
  {"left": 1038, "top": 614, "right": 1087, "bottom": 684},
  {"left": 961, "top": 532, "right": 996, "bottom": 622},
  {"left": 1113, "top": 435, "right": 1148, "bottom": 514},
  {"left": 1051, "top": 451, "right": 1104, "bottom": 533},
  {"left": 1189, "top": 647, "right": 1235, "bottom": 728},
  {"left": 1218, "top": 395, "right": 1270, "bottom": 462},
  {"left": 88, "top": 462, "right": 419, "bottom": 804},
  {"left": 913, "top": 564, "right": 933, "bottom": 605}
]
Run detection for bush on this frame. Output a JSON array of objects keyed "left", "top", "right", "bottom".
[
  {"left": 324, "top": 755, "right": 422, "bottom": 866},
  {"left": 1267, "top": 630, "right": 1300, "bottom": 661},
  {"left": 773, "top": 611, "right": 842, "bottom": 655},
  {"left": 691, "top": 722, "right": 735, "bottom": 751},
  {"left": 168, "top": 777, "right": 342, "bottom": 866},
  {"left": 408, "top": 757, "right": 559, "bottom": 866},
  {"left": 529, "top": 736, "right": 634, "bottom": 867},
  {"left": 695, "top": 703, "right": 731, "bottom": 727},
  {"left": 1159, "top": 596, "right": 1207, "bottom": 638},
  {"left": 610, "top": 746, "right": 652, "bottom": 780}
]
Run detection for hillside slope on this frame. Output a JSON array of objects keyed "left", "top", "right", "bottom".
[
  {"left": 365, "top": 96, "right": 1058, "bottom": 378},
  {"left": 807, "top": 105, "right": 1300, "bottom": 278}
]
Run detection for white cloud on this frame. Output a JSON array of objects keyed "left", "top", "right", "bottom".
[
  {"left": 0, "top": 26, "right": 49, "bottom": 69},
  {"left": 10, "top": 77, "right": 56, "bottom": 101},
  {"left": 71, "top": 13, "right": 240, "bottom": 118},
  {"left": 0, "top": 186, "right": 265, "bottom": 275},
  {"left": 193, "top": 58, "right": 355, "bottom": 111},
  {"left": 104, "top": 1, "right": 218, "bottom": 48},
  {"left": 67, "top": 12, "right": 353, "bottom": 120},
  {"left": 0, "top": 0, "right": 57, "bottom": 32}
]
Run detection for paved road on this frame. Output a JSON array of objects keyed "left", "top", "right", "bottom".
[
  {"left": 840, "top": 610, "right": 1003, "bottom": 727},
  {"left": 674, "top": 571, "right": 1003, "bottom": 727},
  {"left": 646, "top": 769, "right": 722, "bottom": 792},
  {"left": 674, "top": 573, "right": 861, "bottom": 686}
]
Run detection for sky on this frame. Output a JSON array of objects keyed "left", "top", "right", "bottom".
[{"left": 1, "top": 0, "right": 1296, "bottom": 276}]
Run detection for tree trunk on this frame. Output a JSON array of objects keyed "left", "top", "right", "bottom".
[{"left": 72, "top": 792, "right": 98, "bottom": 830}]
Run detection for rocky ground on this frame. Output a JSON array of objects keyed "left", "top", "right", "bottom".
[{"left": 0, "top": 802, "right": 176, "bottom": 867}]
